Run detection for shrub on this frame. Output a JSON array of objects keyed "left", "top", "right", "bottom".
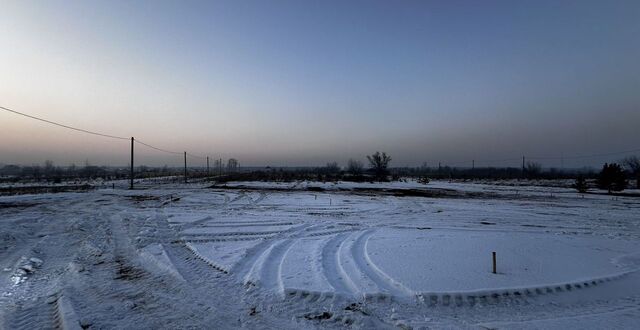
[
  {"left": 597, "top": 163, "right": 627, "bottom": 193},
  {"left": 572, "top": 176, "right": 588, "bottom": 193}
]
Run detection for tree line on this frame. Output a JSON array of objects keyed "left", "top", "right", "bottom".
[{"left": 2, "top": 153, "right": 638, "bottom": 192}]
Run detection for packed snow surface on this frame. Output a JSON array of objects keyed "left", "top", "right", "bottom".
[{"left": 1, "top": 179, "right": 640, "bottom": 329}]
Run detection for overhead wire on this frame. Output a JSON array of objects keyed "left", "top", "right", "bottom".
[
  {"left": 529, "top": 148, "right": 640, "bottom": 161},
  {"left": 134, "top": 139, "right": 183, "bottom": 155},
  {"left": 1, "top": 106, "right": 129, "bottom": 140},
  {"left": 2, "top": 105, "right": 209, "bottom": 159},
  {"left": 2, "top": 105, "right": 639, "bottom": 167}
]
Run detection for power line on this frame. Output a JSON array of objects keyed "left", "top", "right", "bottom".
[
  {"left": 135, "top": 140, "right": 207, "bottom": 159},
  {"left": 2, "top": 105, "right": 210, "bottom": 158},
  {"left": 186, "top": 152, "right": 206, "bottom": 159},
  {"left": 434, "top": 157, "right": 521, "bottom": 167},
  {"left": 134, "top": 139, "right": 182, "bottom": 155},
  {"left": 4, "top": 105, "right": 638, "bottom": 167},
  {"left": 1, "top": 105, "right": 129, "bottom": 140},
  {"left": 529, "top": 148, "right": 640, "bottom": 160}
]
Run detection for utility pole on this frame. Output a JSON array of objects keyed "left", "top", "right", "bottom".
[
  {"left": 220, "top": 158, "right": 222, "bottom": 176},
  {"left": 207, "top": 156, "right": 210, "bottom": 175},
  {"left": 522, "top": 156, "right": 525, "bottom": 178},
  {"left": 184, "top": 152, "right": 187, "bottom": 183},
  {"left": 472, "top": 160, "right": 475, "bottom": 170},
  {"left": 130, "top": 137, "right": 134, "bottom": 190}
]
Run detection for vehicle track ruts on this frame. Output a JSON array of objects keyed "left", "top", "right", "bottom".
[
  {"left": 175, "top": 236, "right": 273, "bottom": 244},
  {"left": 350, "top": 229, "right": 410, "bottom": 299},
  {"left": 7, "top": 294, "right": 59, "bottom": 330},
  {"left": 230, "top": 237, "right": 286, "bottom": 278},
  {"left": 320, "top": 232, "right": 355, "bottom": 296},
  {"left": 199, "top": 221, "right": 295, "bottom": 228},
  {"left": 243, "top": 239, "right": 295, "bottom": 296},
  {"left": 360, "top": 230, "right": 413, "bottom": 296},
  {"left": 163, "top": 243, "right": 229, "bottom": 282},
  {"left": 232, "top": 223, "right": 314, "bottom": 282}
]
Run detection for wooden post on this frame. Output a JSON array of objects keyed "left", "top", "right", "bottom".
[
  {"left": 206, "top": 156, "right": 210, "bottom": 175},
  {"left": 184, "top": 152, "right": 187, "bottom": 183},
  {"left": 492, "top": 252, "right": 497, "bottom": 274},
  {"left": 522, "top": 156, "right": 525, "bottom": 178},
  {"left": 472, "top": 160, "right": 475, "bottom": 170},
  {"left": 130, "top": 137, "right": 134, "bottom": 190}
]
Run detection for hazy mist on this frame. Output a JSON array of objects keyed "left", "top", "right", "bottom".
[{"left": 1, "top": 0, "right": 639, "bottom": 168}]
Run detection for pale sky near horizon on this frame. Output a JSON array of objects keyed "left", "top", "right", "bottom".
[{"left": 1, "top": 0, "right": 639, "bottom": 168}]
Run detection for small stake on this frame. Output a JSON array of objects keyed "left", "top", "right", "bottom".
[{"left": 492, "top": 252, "right": 497, "bottom": 274}]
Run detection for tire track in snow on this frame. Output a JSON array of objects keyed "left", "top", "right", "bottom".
[
  {"left": 163, "top": 244, "right": 227, "bottom": 283},
  {"left": 8, "top": 294, "right": 59, "bottom": 330},
  {"left": 361, "top": 230, "right": 413, "bottom": 296},
  {"left": 230, "top": 223, "right": 313, "bottom": 277},
  {"left": 320, "top": 232, "right": 356, "bottom": 296},
  {"left": 336, "top": 231, "right": 377, "bottom": 298},
  {"left": 230, "top": 239, "right": 282, "bottom": 279},
  {"left": 243, "top": 239, "right": 295, "bottom": 297},
  {"left": 349, "top": 229, "right": 409, "bottom": 299}
]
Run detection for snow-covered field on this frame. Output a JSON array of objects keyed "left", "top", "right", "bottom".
[{"left": 1, "top": 180, "right": 639, "bottom": 329}]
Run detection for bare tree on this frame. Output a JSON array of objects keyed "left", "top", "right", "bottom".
[
  {"left": 622, "top": 156, "right": 640, "bottom": 189},
  {"left": 367, "top": 151, "right": 392, "bottom": 181},
  {"left": 347, "top": 159, "right": 363, "bottom": 176},
  {"left": 214, "top": 159, "right": 224, "bottom": 174},
  {"left": 325, "top": 162, "right": 340, "bottom": 173},
  {"left": 525, "top": 161, "right": 542, "bottom": 178},
  {"left": 227, "top": 158, "right": 239, "bottom": 172},
  {"left": 43, "top": 160, "right": 55, "bottom": 179}
]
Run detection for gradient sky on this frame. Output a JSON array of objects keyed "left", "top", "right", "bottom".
[{"left": 1, "top": 0, "right": 639, "bottom": 168}]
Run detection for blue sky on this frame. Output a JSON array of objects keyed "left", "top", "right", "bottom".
[{"left": 1, "top": 0, "right": 639, "bottom": 167}]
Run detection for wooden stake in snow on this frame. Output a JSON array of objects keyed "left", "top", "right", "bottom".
[
  {"left": 492, "top": 252, "right": 497, "bottom": 274},
  {"left": 130, "top": 137, "right": 134, "bottom": 190},
  {"left": 184, "top": 152, "right": 188, "bottom": 183}
]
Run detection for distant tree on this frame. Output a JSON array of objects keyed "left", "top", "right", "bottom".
[
  {"left": 347, "top": 159, "right": 363, "bottom": 176},
  {"left": 44, "top": 160, "right": 55, "bottom": 175},
  {"left": 622, "top": 156, "right": 640, "bottom": 189},
  {"left": 525, "top": 161, "right": 542, "bottom": 179},
  {"left": 367, "top": 151, "right": 392, "bottom": 181},
  {"left": 325, "top": 162, "right": 340, "bottom": 173},
  {"left": 214, "top": 159, "right": 224, "bottom": 174},
  {"left": 597, "top": 163, "right": 627, "bottom": 193},
  {"left": 227, "top": 158, "right": 239, "bottom": 172},
  {"left": 572, "top": 176, "right": 588, "bottom": 193},
  {"left": 33, "top": 165, "right": 42, "bottom": 181},
  {"left": 1, "top": 165, "right": 21, "bottom": 176}
]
